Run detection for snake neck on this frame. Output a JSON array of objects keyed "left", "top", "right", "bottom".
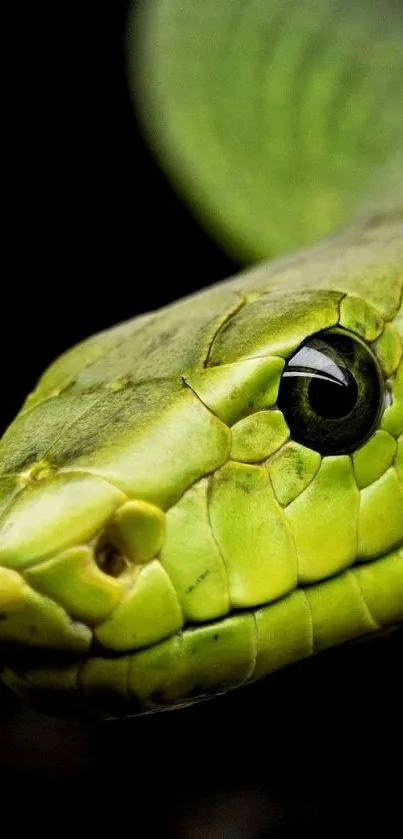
[{"left": 132, "top": 0, "right": 403, "bottom": 263}]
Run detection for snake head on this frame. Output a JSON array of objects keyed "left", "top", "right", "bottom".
[{"left": 0, "top": 222, "right": 402, "bottom": 716}]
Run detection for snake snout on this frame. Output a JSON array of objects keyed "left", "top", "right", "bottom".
[{"left": 0, "top": 470, "right": 185, "bottom": 654}]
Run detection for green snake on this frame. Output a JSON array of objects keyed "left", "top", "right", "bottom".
[{"left": 0, "top": 0, "right": 402, "bottom": 717}]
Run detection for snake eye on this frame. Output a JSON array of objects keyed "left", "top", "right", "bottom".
[{"left": 277, "top": 330, "right": 384, "bottom": 455}]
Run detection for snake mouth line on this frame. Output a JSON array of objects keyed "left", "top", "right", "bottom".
[
  {"left": 1, "top": 544, "right": 402, "bottom": 718},
  {"left": 1, "top": 541, "right": 402, "bottom": 661}
]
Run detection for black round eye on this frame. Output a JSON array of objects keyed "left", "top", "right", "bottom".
[{"left": 277, "top": 330, "right": 384, "bottom": 455}]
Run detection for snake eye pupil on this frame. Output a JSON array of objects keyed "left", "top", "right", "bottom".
[
  {"left": 277, "top": 330, "right": 383, "bottom": 455},
  {"left": 308, "top": 369, "right": 358, "bottom": 420}
]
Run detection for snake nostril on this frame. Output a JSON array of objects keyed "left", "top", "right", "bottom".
[
  {"left": 94, "top": 499, "right": 166, "bottom": 578},
  {"left": 95, "top": 543, "right": 129, "bottom": 578}
]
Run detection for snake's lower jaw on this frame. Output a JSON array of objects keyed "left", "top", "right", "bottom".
[
  {"left": 2, "top": 553, "right": 403, "bottom": 720},
  {"left": 0, "top": 464, "right": 402, "bottom": 717}
]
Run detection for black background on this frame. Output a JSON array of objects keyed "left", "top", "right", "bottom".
[
  {"left": 3, "top": 0, "right": 236, "bottom": 433},
  {"left": 1, "top": 3, "right": 402, "bottom": 836}
]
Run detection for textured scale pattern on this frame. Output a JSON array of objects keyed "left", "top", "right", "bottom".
[{"left": 0, "top": 212, "right": 402, "bottom": 714}]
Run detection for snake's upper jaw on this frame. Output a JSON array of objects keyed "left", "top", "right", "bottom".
[{"left": 0, "top": 472, "right": 187, "bottom": 655}]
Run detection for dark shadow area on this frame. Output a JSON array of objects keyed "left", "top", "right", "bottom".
[
  {"left": 1, "top": 631, "right": 402, "bottom": 836},
  {"left": 3, "top": 0, "right": 237, "bottom": 432}
]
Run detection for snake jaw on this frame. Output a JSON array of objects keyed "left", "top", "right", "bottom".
[{"left": 0, "top": 440, "right": 402, "bottom": 716}]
